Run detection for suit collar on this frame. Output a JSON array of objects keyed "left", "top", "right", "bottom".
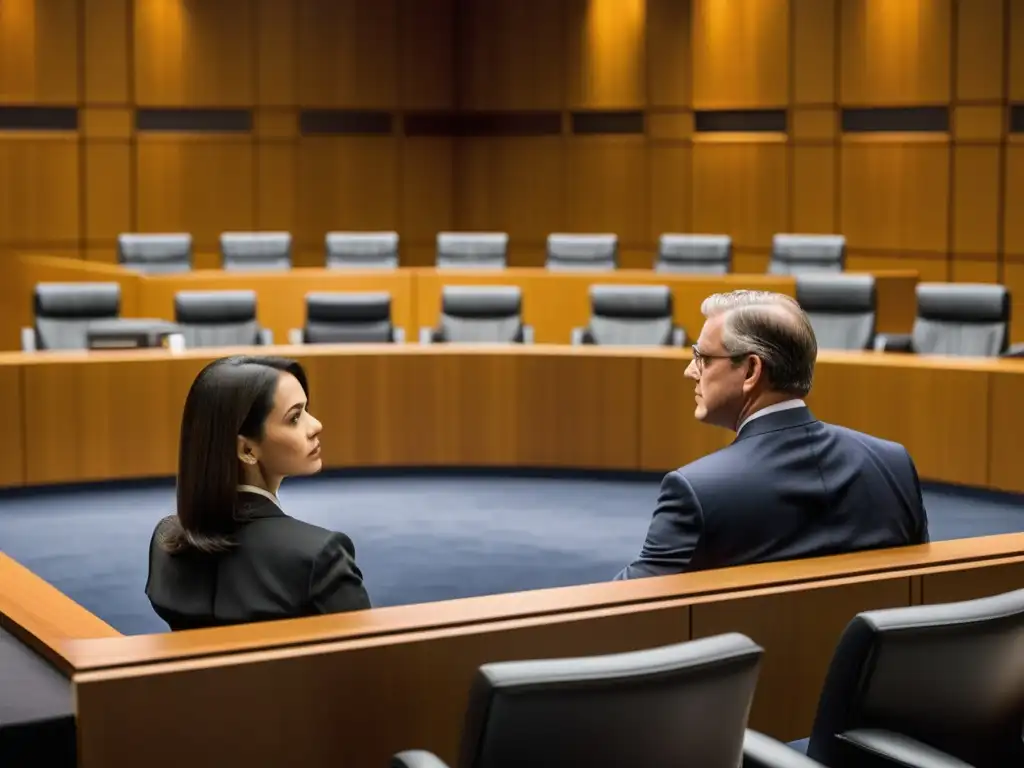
[
  {"left": 733, "top": 405, "right": 817, "bottom": 442},
  {"left": 236, "top": 490, "right": 286, "bottom": 520}
]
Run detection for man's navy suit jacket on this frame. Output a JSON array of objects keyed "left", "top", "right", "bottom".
[{"left": 615, "top": 406, "right": 930, "bottom": 580}]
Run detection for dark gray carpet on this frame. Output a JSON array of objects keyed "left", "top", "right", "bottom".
[{"left": 0, "top": 473, "right": 1021, "bottom": 636}]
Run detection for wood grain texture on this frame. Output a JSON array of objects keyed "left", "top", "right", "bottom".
[
  {"left": 566, "top": 0, "right": 646, "bottom": 109},
  {"left": 792, "top": 0, "right": 837, "bottom": 105},
  {"left": 956, "top": 0, "right": 1005, "bottom": 101},
  {"left": 0, "top": 135, "right": 80, "bottom": 247},
  {"left": 840, "top": 0, "right": 952, "bottom": 106},
  {"left": 84, "top": 0, "right": 129, "bottom": 104},
  {"left": 646, "top": 0, "right": 692, "bottom": 109},
  {"left": 0, "top": 0, "right": 79, "bottom": 104}
]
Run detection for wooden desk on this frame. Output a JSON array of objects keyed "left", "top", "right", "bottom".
[
  {"left": 7, "top": 255, "right": 919, "bottom": 350},
  {"left": 56, "top": 537, "right": 1023, "bottom": 767},
  {"left": 3, "top": 346, "right": 1024, "bottom": 491}
]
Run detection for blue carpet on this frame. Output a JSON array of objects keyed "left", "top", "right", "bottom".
[{"left": 0, "top": 473, "right": 1021, "bottom": 636}]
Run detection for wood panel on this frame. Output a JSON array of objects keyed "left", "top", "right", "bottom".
[
  {"left": 1003, "top": 144, "right": 1024, "bottom": 256},
  {"left": 567, "top": 0, "right": 646, "bottom": 109},
  {"left": 840, "top": 139, "right": 950, "bottom": 254},
  {"left": 134, "top": 0, "right": 255, "bottom": 107},
  {"left": 649, "top": 145, "right": 693, "bottom": 244},
  {"left": 952, "top": 145, "right": 1000, "bottom": 255},
  {"left": 692, "top": 0, "right": 789, "bottom": 109},
  {"left": 792, "top": 145, "right": 837, "bottom": 233},
  {"left": 135, "top": 137, "right": 255, "bottom": 254},
  {"left": 840, "top": 0, "right": 952, "bottom": 106},
  {"left": 0, "top": 365, "right": 24, "bottom": 488},
  {"left": 0, "top": 0, "right": 79, "bottom": 104},
  {"left": 256, "top": 142, "right": 298, "bottom": 250},
  {"left": 792, "top": 0, "right": 837, "bottom": 105},
  {"left": 84, "top": 0, "right": 130, "bottom": 104},
  {"left": 692, "top": 139, "right": 788, "bottom": 251},
  {"left": 957, "top": 0, "right": 1005, "bottom": 102},
  {"left": 0, "top": 136, "right": 80, "bottom": 248},
  {"left": 646, "top": 0, "right": 692, "bottom": 109},
  {"left": 257, "top": 0, "right": 297, "bottom": 107},
  {"left": 455, "top": 138, "right": 566, "bottom": 252},
  {"left": 297, "top": 0, "right": 398, "bottom": 108},
  {"left": 458, "top": 0, "right": 564, "bottom": 111},
  {"left": 988, "top": 366, "right": 1024, "bottom": 492},
  {"left": 401, "top": 138, "right": 455, "bottom": 247},
  {"left": 565, "top": 138, "right": 647, "bottom": 250},
  {"left": 400, "top": 0, "right": 456, "bottom": 110},
  {"left": 1008, "top": 0, "right": 1024, "bottom": 102},
  {"left": 84, "top": 142, "right": 132, "bottom": 254},
  {"left": 296, "top": 138, "right": 399, "bottom": 250}
]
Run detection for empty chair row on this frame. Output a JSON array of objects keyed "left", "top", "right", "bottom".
[
  {"left": 117, "top": 231, "right": 847, "bottom": 275},
  {"left": 392, "top": 586, "right": 1024, "bottom": 768}
]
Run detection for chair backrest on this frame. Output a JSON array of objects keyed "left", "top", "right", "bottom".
[
  {"left": 303, "top": 292, "right": 395, "bottom": 343},
  {"left": 34, "top": 282, "right": 121, "bottom": 350},
  {"left": 438, "top": 286, "right": 524, "bottom": 343},
  {"left": 546, "top": 233, "right": 617, "bottom": 271},
  {"left": 588, "top": 284, "right": 674, "bottom": 346},
  {"left": 807, "top": 588, "right": 1024, "bottom": 768},
  {"left": 220, "top": 232, "right": 292, "bottom": 271},
  {"left": 912, "top": 283, "right": 1009, "bottom": 356},
  {"left": 456, "top": 634, "right": 763, "bottom": 768},
  {"left": 117, "top": 233, "right": 192, "bottom": 274},
  {"left": 325, "top": 232, "right": 399, "bottom": 269},
  {"left": 436, "top": 233, "right": 508, "bottom": 269},
  {"left": 769, "top": 234, "right": 846, "bottom": 275},
  {"left": 174, "top": 290, "right": 260, "bottom": 348},
  {"left": 796, "top": 274, "right": 876, "bottom": 350},
  {"left": 656, "top": 234, "right": 732, "bottom": 274}
]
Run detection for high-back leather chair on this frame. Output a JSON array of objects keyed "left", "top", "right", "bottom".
[
  {"left": 220, "top": 232, "right": 292, "bottom": 271},
  {"left": 796, "top": 274, "right": 876, "bottom": 350},
  {"left": 878, "top": 283, "right": 1013, "bottom": 357},
  {"left": 174, "top": 290, "right": 271, "bottom": 348},
  {"left": 546, "top": 233, "right": 617, "bottom": 271},
  {"left": 769, "top": 235, "right": 846, "bottom": 275},
  {"left": 656, "top": 234, "right": 732, "bottom": 274},
  {"left": 806, "top": 587, "right": 1024, "bottom": 768},
  {"left": 325, "top": 231, "right": 399, "bottom": 269},
  {"left": 392, "top": 634, "right": 823, "bottom": 768},
  {"left": 117, "top": 233, "right": 192, "bottom": 274},
  {"left": 290, "top": 292, "right": 402, "bottom": 344},
  {"left": 24, "top": 283, "right": 121, "bottom": 351},
  {"left": 421, "top": 286, "right": 532, "bottom": 344},
  {"left": 436, "top": 233, "right": 508, "bottom": 269},
  {"left": 572, "top": 285, "right": 685, "bottom": 346}
]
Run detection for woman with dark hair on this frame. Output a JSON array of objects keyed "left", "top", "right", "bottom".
[{"left": 145, "top": 355, "right": 370, "bottom": 630}]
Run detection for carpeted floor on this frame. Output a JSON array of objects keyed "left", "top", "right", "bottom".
[{"left": 1, "top": 472, "right": 1022, "bottom": 636}]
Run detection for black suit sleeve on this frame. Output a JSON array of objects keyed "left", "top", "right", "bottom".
[
  {"left": 308, "top": 532, "right": 372, "bottom": 615},
  {"left": 614, "top": 471, "right": 705, "bottom": 580},
  {"left": 905, "top": 449, "right": 930, "bottom": 544}
]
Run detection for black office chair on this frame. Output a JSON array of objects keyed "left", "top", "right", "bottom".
[
  {"left": 804, "top": 587, "right": 1024, "bottom": 768},
  {"left": 392, "top": 634, "right": 825, "bottom": 768},
  {"left": 572, "top": 285, "right": 686, "bottom": 347},
  {"left": 420, "top": 286, "right": 532, "bottom": 344},
  {"left": 795, "top": 274, "right": 876, "bottom": 350},
  {"left": 289, "top": 292, "right": 403, "bottom": 344}
]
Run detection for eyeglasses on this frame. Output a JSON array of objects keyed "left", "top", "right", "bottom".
[{"left": 690, "top": 346, "right": 748, "bottom": 373}]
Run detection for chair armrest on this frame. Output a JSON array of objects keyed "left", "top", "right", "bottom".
[
  {"left": 393, "top": 327, "right": 406, "bottom": 344},
  {"left": 571, "top": 327, "right": 592, "bottom": 345},
  {"left": 743, "top": 730, "right": 827, "bottom": 768},
  {"left": 286, "top": 328, "right": 304, "bottom": 345},
  {"left": 258, "top": 328, "right": 274, "bottom": 345},
  {"left": 837, "top": 729, "right": 973, "bottom": 768},
  {"left": 391, "top": 750, "right": 451, "bottom": 768},
  {"left": 20, "top": 327, "right": 37, "bottom": 352},
  {"left": 874, "top": 333, "right": 914, "bottom": 353},
  {"left": 671, "top": 327, "right": 686, "bottom": 347},
  {"left": 522, "top": 325, "right": 534, "bottom": 344},
  {"left": 1000, "top": 342, "right": 1024, "bottom": 358}
]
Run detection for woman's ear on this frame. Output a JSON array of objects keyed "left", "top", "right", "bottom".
[{"left": 237, "top": 436, "right": 258, "bottom": 466}]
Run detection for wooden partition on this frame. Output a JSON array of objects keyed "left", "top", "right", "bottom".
[
  {"left": 3, "top": 345, "right": 1024, "bottom": 492},
  {"left": 4, "top": 255, "right": 918, "bottom": 350},
  {"left": 54, "top": 537, "right": 1024, "bottom": 768}
]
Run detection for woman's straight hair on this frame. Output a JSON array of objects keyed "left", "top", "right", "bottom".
[{"left": 158, "top": 355, "right": 310, "bottom": 554}]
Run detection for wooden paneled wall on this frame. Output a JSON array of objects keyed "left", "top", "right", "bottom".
[
  {"left": 0, "top": 0, "right": 455, "bottom": 268},
  {"left": 1, "top": 0, "right": 1022, "bottom": 292}
]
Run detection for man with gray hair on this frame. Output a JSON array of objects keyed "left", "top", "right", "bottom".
[{"left": 615, "top": 290, "right": 929, "bottom": 580}]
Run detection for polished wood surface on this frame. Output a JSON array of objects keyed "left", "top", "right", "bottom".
[
  {"left": 0, "top": 554, "right": 120, "bottom": 675},
  {"left": 6, "top": 254, "right": 919, "bottom": 350},
  {"left": 3, "top": 344, "right": 1024, "bottom": 490},
  {"left": 69, "top": 546, "right": 1024, "bottom": 767}
]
